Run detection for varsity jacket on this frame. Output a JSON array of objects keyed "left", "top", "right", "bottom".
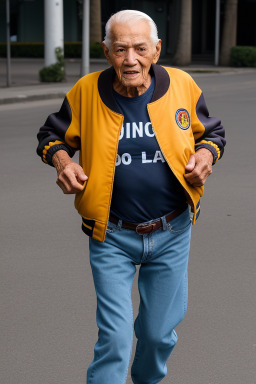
[{"left": 37, "top": 64, "right": 226, "bottom": 242}]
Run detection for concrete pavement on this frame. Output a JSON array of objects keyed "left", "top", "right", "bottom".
[
  {"left": 0, "top": 58, "right": 108, "bottom": 104},
  {"left": 1, "top": 61, "right": 256, "bottom": 384},
  {"left": 1, "top": 58, "right": 256, "bottom": 105}
]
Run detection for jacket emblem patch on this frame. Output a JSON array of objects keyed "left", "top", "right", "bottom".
[{"left": 175, "top": 109, "right": 190, "bottom": 130}]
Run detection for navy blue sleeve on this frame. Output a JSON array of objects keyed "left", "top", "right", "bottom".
[
  {"left": 36, "top": 97, "right": 78, "bottom": 166},
  {"left": 195, "top": 93, "right": 226, "bottom": 164}
]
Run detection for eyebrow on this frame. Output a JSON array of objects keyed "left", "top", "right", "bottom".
[{"left": 112, "top": 41, "right": 148, "bottom": 47}]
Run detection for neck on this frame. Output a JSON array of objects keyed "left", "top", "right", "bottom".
[{"left": 113, "top": 74, "right": 152, "bottom": 97}]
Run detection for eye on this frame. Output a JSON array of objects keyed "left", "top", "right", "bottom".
[
  {"left": 117, "top": 48, "right": 125, "bottom": 53},
  {"left": 137, "top": 47, "right": 146, "bottom": 53}
]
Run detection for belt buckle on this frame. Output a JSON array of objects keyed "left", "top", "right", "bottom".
[{"left": 136, "top": 223, "right": 155, "bottom": 235}]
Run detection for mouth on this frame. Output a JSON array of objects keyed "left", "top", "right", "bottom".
[{"left": 123, "top": 70, "right": 140, "bottom": 77}]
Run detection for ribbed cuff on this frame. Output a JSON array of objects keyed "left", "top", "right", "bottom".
[
  {"left": 195, "top": 143, "right": 218, "bottom": 164},
  {"left": 44, "top": 144, "right": 76, "bottom": 166}
]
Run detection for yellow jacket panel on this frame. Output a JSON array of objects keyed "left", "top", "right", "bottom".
[{"left": 37, "top": 65, "right": 226, "bottom": 242}]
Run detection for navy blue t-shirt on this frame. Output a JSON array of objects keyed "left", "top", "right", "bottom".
[{"left": 110, "top": 76, "right": 186, "bottom": 222}]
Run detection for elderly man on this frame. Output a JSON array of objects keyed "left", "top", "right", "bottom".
[{"left": 37, "top": 9, "right": 225, "bottom": 384}]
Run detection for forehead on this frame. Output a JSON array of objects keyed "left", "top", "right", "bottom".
[{"left": 110, "top": 21, "right": 152, "bottom": 45}]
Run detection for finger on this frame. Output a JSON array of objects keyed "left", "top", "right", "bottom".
[
  {"left": 62, "top": 171, "right": 86, "bottom": 193},
  {"left": 185, "top": 177, "right": 204, "bottom": 187},
  {"left": 184, "top": 165, "right": 200, "bottom": 180},
  {"left": 76, "top": 169, "right": 88, "bottom": 182},
  {"left": 56, "top": 178, "right": 69, "bottom": 194},
  {"left": 184, "top": 169, "right": 208, "bottom": 186},
  {"left": 57, "top": 178, "right": 82, "bottom": 194},
  {"left": 64, "top": 164, "right": 88, "bottom": 184},
  {"left": 56, "top": 164, "right": 88, "bottom": 194},
  {"left": 186, "top": 159, "right": 211, "bottom": 177},
  {"left": 190, "top": 181, "right": 204, "bottom": 187},
  {"left": 57, "top": 174, "right": 76, "bottom": 194},
  {"left": 185, "top": 155, "right": 196, "bottom": 173},
  {"left": 184, "top": 177, "right": 204, "bottom": 187}
]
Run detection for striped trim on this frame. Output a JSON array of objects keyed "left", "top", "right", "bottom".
[
  {"left": 42, "top": 140, "right": 64, "bottom": 163},
  {"left": 81, "top": 217, "right": 95, "bottom": 237},
  {"left": 190, "top": 201, "right": 200, "bottom": 223},
  {"left": 82, "top": 222, "right": 93, "bottom": 230},
  {"left": 195, "top": 203, "right": 200, "bottom": 220},
  {"left": 199, "top": 140, "right": 221, "bottom": 162}
]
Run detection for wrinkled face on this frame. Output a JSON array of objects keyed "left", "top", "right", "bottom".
[{"left": 102, "top": 21, "right": 161, "bottom": 90}]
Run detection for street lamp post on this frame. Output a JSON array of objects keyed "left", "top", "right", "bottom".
[
  {"left": 81, "top": 0, "right": 90, "bottom": 77},
  {"left": 214, "top": 0, "right": 221, "bottom": 66},
  {"left": 6, "top": 0, "right": 11, "bottom": 87},
  {"left": 44, "top": 0, "right": 64, "bottom": 66}
]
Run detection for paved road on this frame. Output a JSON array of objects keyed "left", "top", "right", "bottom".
[{"left": 1, "top": 71, "right": 256, "bottom": 384}]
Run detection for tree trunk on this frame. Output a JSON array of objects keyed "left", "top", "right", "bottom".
[
  {"left": 90, "top": 0, "right": 102, "bottom": 43},
  {"left": 220, "top": 0, "right": 238, "bottom": 66},
  {"left": 173, "top": 0, "right": 192, "bottom": 66},
  {"left": 77, "top": 0, "right": 102, "bottom": 43}
]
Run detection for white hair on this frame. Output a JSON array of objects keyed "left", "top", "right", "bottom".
[{"left": 103, "top": 10, "right": 160, "bottom": 49}]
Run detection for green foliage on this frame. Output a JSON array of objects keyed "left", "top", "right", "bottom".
[
  {"left": 90, "top": 42, "right": 104, "bottom": 58},
  {"left": 0, "top": 42, "right": 104, "bottom": 58},
  {"left": 39, "top": 47, "right": 65, "bottom": 82},
  {"left": 64, "top": 42, "right": 104, "bottom": 58},
  {"left": 230, "top": 46, "right": 256, "bottom": 67},
  {"left": 64, "top": 42, "right": 81, "bottom": 58},
  {"left": 55, "top": 46, "right": 65, "bottom": 66},
  {"left": 0, "top": 42, "right": 44, "bottom": 57}
]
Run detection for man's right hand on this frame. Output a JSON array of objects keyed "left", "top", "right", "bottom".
[{"left": 52, "top": 150, "right": 88, "bottom": 194}]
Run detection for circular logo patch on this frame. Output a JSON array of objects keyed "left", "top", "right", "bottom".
[{"left": 175, "top": 109, "right": 190, "bottom": 130}]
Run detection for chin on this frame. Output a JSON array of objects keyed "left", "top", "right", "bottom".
[{"left": 121, "top": 78, "right": 143, "bottom": 88}]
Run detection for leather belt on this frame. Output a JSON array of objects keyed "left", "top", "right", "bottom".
[{"left": 109, "top": 205, "right": 188, "bottom": 235}]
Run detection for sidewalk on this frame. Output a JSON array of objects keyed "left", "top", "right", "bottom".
[
  {"left": 1, "top": 58, "right": 255, "bottom": 105},
  {"left": 0, "top": 58, "right": 108, "bottom": 105}
]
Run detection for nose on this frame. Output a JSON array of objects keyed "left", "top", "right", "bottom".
[{"left": 124, "top": 48, "right": 137, "bottom": 65}]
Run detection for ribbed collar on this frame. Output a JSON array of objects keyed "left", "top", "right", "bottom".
[{"left": 98, "top": 64, "right": 170, "bottom": 113}]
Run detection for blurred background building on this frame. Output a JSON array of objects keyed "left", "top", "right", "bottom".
[{"left": 0, "top": 0, "right": 256, "bottom": 65}]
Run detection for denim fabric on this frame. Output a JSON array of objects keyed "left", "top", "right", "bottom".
[{"left": 87, "top": 207, "right": 192, "bottom": 384}]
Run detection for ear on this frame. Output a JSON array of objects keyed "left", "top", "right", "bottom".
[
  {"left": 102, "top": 42, "right": 112, "bottom": 65},
  {"left": 153, "top": 40, "right": 162, "bottom": 64}
]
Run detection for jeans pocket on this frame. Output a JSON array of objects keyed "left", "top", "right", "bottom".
[
  {"left": 167, "top": 209, "right": 192, "bottom": 234},
  {"left": 106, "top": 221, "right": 119, "bottom": 233}
]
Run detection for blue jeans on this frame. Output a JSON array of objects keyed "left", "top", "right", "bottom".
[{"left": 87, "top": 207, "right": 192, "bottom": 384}]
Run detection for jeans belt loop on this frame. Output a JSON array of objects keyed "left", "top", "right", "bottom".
[{"left": 161, "top": 214, "right": 168, "bottom": 231}]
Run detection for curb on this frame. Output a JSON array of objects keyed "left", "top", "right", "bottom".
[
  {"left": 0, "top": 92, "right": 67, "bottom": 105},
  {"left": 1, "top": 66, "right": 255, "bottom": 105}
]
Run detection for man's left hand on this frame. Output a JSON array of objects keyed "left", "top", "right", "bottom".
[{"left": 184, "top": 148, "right": 213, "bottom": 187}]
